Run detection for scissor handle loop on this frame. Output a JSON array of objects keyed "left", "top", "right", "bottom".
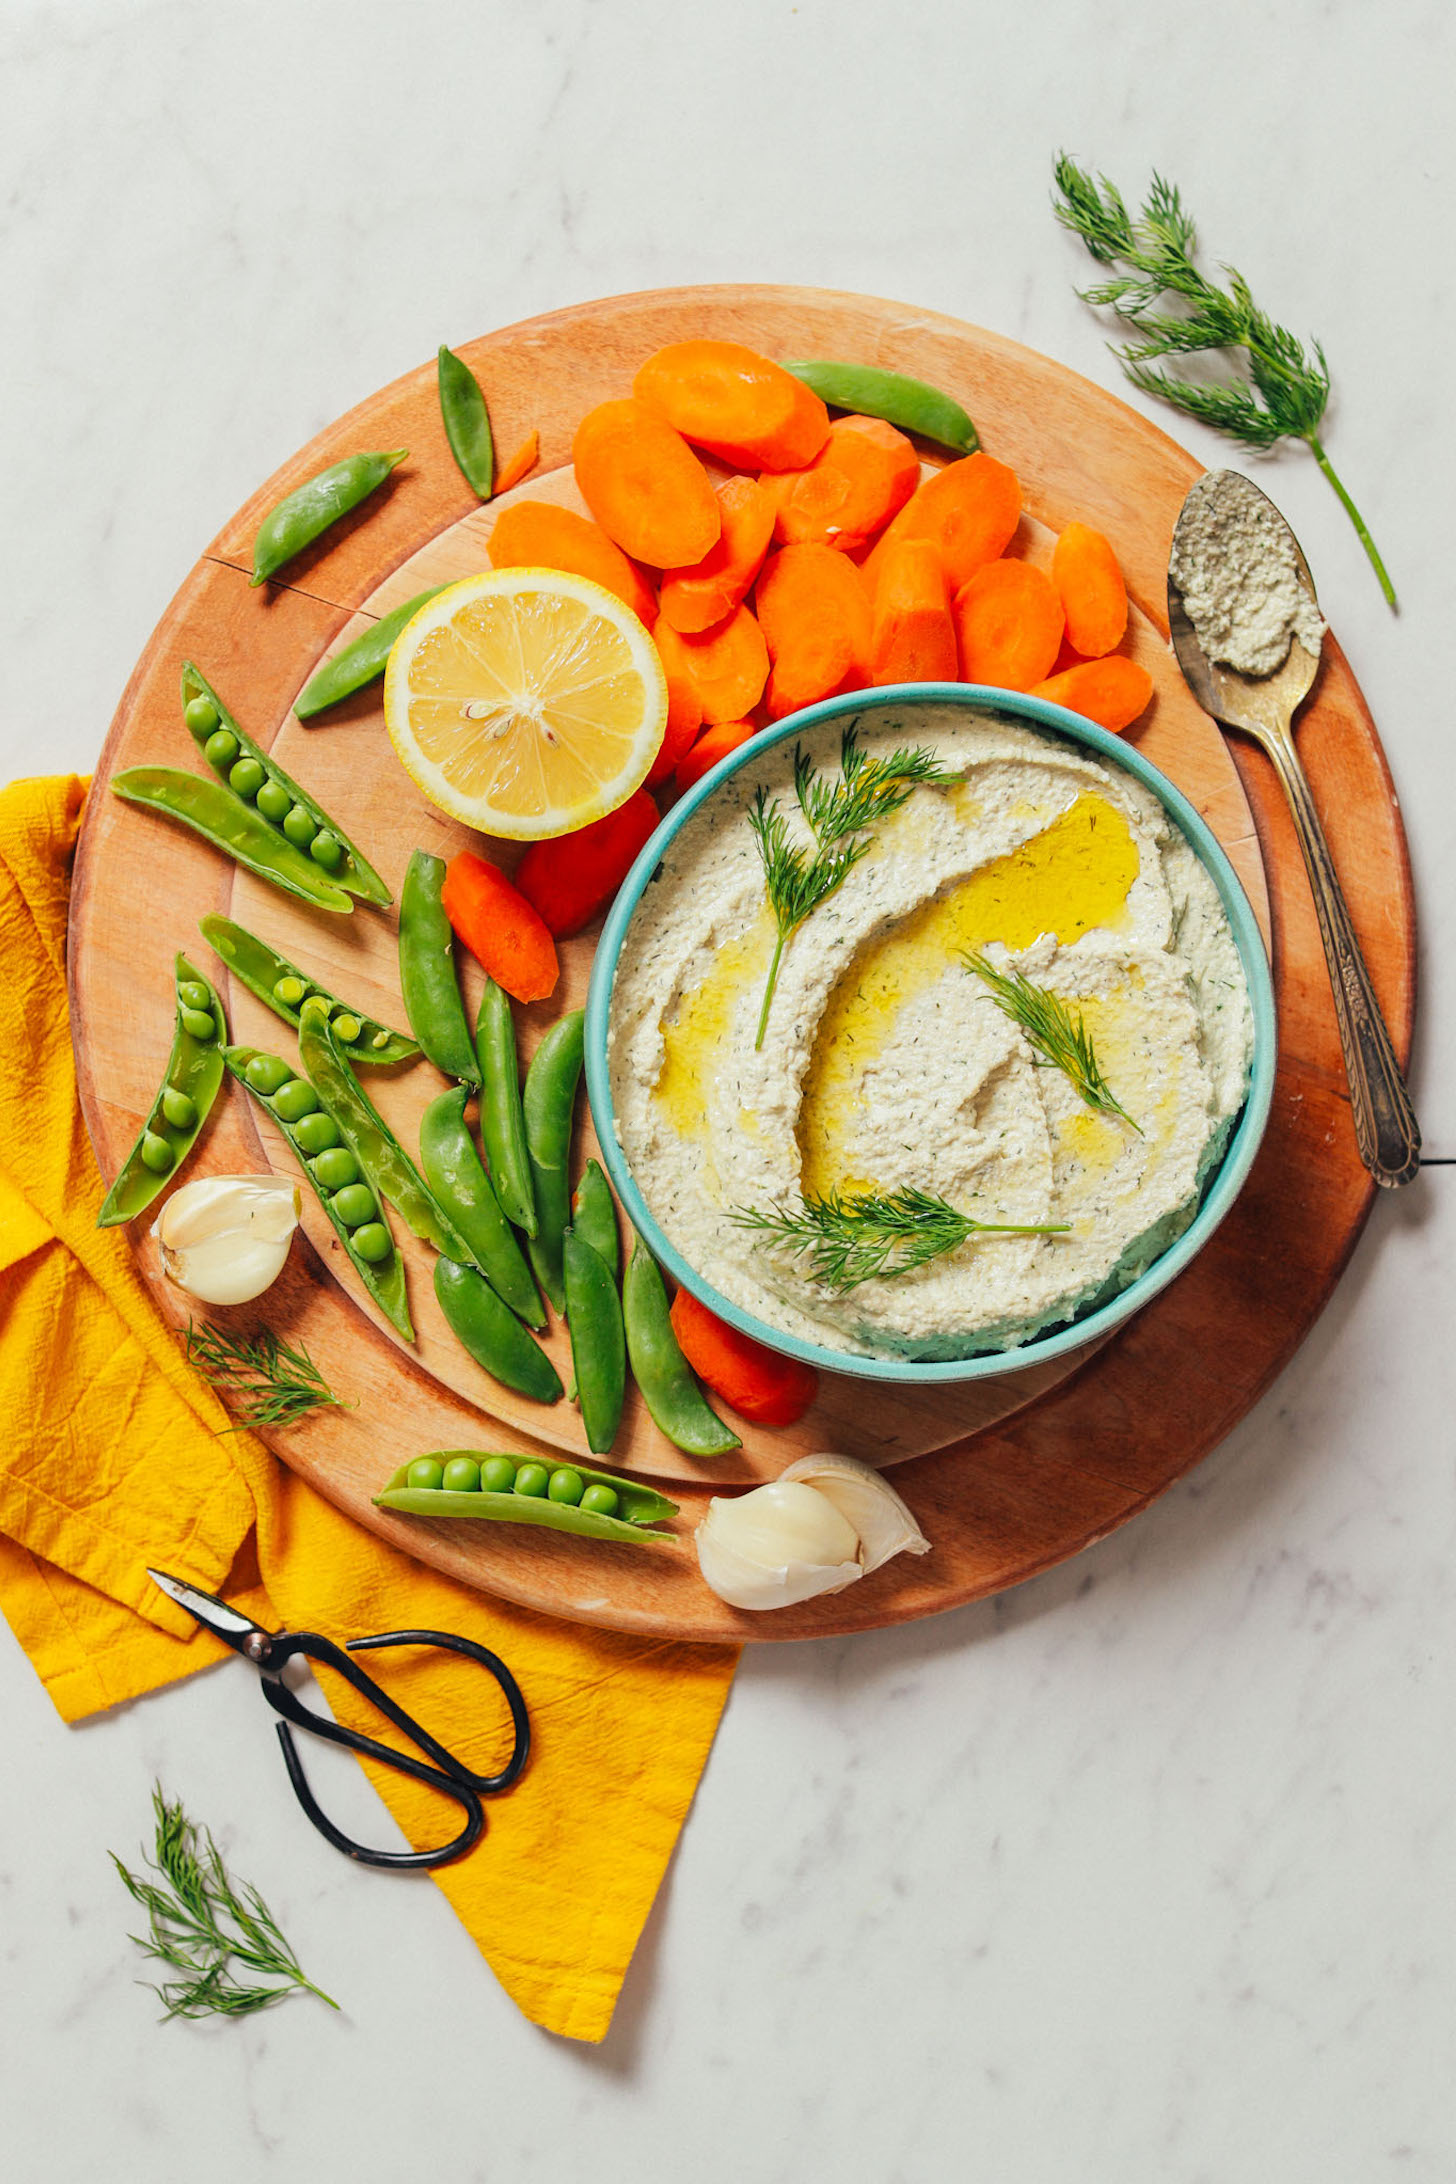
[{"left": 346, "top": 1628, "right": 531, "bottom": 1794}]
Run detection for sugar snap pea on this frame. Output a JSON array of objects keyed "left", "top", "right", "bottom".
[
  {"left": 782, "top": 360, "right": 979, "bottom": 456},
  {"left": 294, "top": 587, "right": 451, "bottom": 720},
  {"left": 182, "top": 664, "right": 391, "bottom": 906},
  {"left": 434, "top": 1259, "right": 562, "bottom": 1405},
  {"left": 523, "top": 1010, "right": 585, "bottom": 1314},
  {"left": 437, "top": 346, "right": 495, "bottom": 499},
  {"left": 376, "top": 1452, "right": 676, "bottom": 1546},
  {"left": 419, "top": 1087, "right": 543, "bottom": 1327},
  {"left": 199, "top": 913, "right": 417, "bottom": 1066},
  {"left": 399, "top": 850, "right": 481, "bottom": 1086},
  {"left": 250, "top": 449, "right": 407, "bottom": 587},
  {"left": 562, "top": 1229, "right": 625, "bottom": 1455},
  {"left": 111, "top": 768, "right": 353, "bottom": 914},
  {"left": 570, "top": 1160, "right": 618, "bottom": 1278},
  {"left": 97, "top": 955, "right": 225, "bottom": 1226},
  {"left": 225, "top": 1042, "right": 412, "bottom": 1338},
  {"left": 476, "top": 978, "right": 535, "bottom": 1236},
  {"left": 622, "top": 1241, "right": 741, "bottom": 1456}
]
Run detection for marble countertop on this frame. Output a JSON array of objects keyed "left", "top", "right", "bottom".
[{"left": 4, "top": 3, "right": 1453, "bottom": 2178}]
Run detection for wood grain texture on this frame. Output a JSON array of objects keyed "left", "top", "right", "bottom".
[{"left": 68, "top": 285, "right": 1414, "bottom": 1644}]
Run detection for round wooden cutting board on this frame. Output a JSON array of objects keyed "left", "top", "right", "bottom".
[{"left": 69, "top": 285, "right": 1415, "bottom": 1643}]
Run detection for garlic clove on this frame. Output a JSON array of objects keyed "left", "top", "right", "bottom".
[
  {"left": 695, "top": 1480, "right": 863, "bottom": 1611},
  {"left": 152, "top": 1175, "right": 301, "bottom": 1306},
  {"left": 778, "top": 1453, "right": 931, "bottom": 1574}
]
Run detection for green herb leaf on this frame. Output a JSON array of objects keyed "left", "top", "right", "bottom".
[
  {"left": 730, "top": 1183, "right": 1067, "bottom": 1293},
  {"left": 964, "top": 950, "right": 1141, "bottom": 1131},
  {"left": 183, "top": 1322, "right": 347, "bottom": 1429}
]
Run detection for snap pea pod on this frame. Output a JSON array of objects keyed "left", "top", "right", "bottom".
[
  {"left": 476, "top": 978, "right": 535, "bottom": 1235},
  {"left": 622, "top": 1241, "right": 741, "bottom": 1456},
  {"left": 376, "top": 1453, "right": 677, "bottom": 1547},
  {"left": 250, "top": 449, "right": 407, "bottom": 587},
  {"left": 434, "top": 1259, "right": 562, "bottom": 1405},
  {"left": 419, "top": 1087, "right": 543, "bottom": 1327},
  {"left": 199, "top": 913, "right": 417, "bottom": 1067},
  {"left": 181, "top": 663, "right": 391, "bottom": 906},
  {"left": 399, "top": 850, "right": 481, "bottom": 1086},
  {"left": 225, "top": 1043, "right": 412, "bottom": 1339},
  {"left": 782, "top": 360, "right": 980, "bottom": 456},
  {"left": 111, "top": 768, "right": 353, "bottom": 914},
  {"left": 523, "top": 1010, "right": 585, "bottom": 1314},
  {"left": 570, "top": 1160, "right": 618, "bottom": 1278},
  {"left": 294, "top": 586, "right": 451, "bottom": 720},
  {"left": 97, "top": 954, "right": 226, "bottom": 1226},
  {"left": 437, "top": 346, "right": 495, "bottom": 499},
  {"left": 562, "top": 1229, "right": 625, "bottom": 1455}
]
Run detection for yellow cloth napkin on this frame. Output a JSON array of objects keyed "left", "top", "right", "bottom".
[{"left": 0, "top": 774, "right": 738, "bottom": 2044}]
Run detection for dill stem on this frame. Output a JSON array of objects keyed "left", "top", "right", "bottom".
[
  {"left": 755, "top": 932, "right": 787, "bottom": 1051},
  {"left": 1306, "top": 434, "right": 1397, "bottom": 611}
]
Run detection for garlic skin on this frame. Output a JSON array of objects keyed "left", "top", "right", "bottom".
[
  {"left": 778, "top": 1454, "right": 931, "bottom": 1573},
  {"left": 695, "top": 1480, "right": 862, "bottom": 1611},
  {"left": 152, "top": 1175, "right": 301, "bottom": 1306}
]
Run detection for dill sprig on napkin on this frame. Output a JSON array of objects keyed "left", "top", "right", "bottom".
[
  {"left": 964, "top": 951, "right": 1140, "bottom": 1132},
  {"left": 731, "top": 1183, "right": 1066, "bottom": 1293}
]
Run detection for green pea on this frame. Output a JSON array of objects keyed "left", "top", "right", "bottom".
[
  {"left": 332, "top": 1181, "right": 377, "bottom": 1228},
  {"left": 203, "top": 727, "right": 239, "bottom": 771},
  {"left": 371, "top": 1030, "right": 389, "bottom": 1049},
  {"left": 229, "top": 757, "right": 266, "bottom": 801},
  {"left": 272, "top": 1078, "right": 320, "bottom": 1122},
  {"left": 310, "top": 1147, "right": 359, "bottom": 1191},
  {"left": 548, "top": 1467, "right": 585, "bottom": 1506},
  {"left": 352, "top": 1221, "right": 392, "bottom": 1263},
  {"left": 160, "top": 1087, "right": 196, "bottom": 1129},
  {"left": 180, "top": 1006, "right": 216, "bottom": 1040},
  {"left": 273, "top": 975, "right": 308, "bottom": 1007},
  {"left": 256, "top": 778, "right": 292, "bottom": 822},
  {"left": 282, "top": 803, "right": 317, "bottom": 848},
  {"left": 406, "top": 1457, "right": 445, "bottom": 1491},
  {"left": 185, "top": 695, "right": 221, "bottom": 736},
  {"left": 579, "top": 1483, "right": 620, "bottom": 1519},
  {"left": 442, "top": 1456, "right": 482, "bottom": 1493},
  {"left": 178, "top": 980, "right": 212, "bottom": 1010},
  {"left": 480, "top": 1455, "right": 518, "bottom": 1494},
  {"left": 292, "top": 1110, "right": 339, "bottom": 1155},
  {"left": 244, "top": 1053, "right": 293, "bottom": 1096},
  {"left": 310, "top": 831, "right": 344, "bottom": 870},
  {"left": 331, "top": 1010, "right": 361, "bottom": 1042},
  {"left": 140, "top": 1131, "right": 174, "bottom": 1174},
  {"left": 514, "top": 1462, "right": 550, "bottom": 1499}
]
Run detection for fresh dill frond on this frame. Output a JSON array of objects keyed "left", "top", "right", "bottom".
[
  {"left": 965, "top": 951, "right": 1141, "bottom": 1132},
  {"left": 749, "top": 788, "right": 870, "bottom": 1049},
  {"left": 1052, "top": 153, "right": 1395, "bottom": 607},
  {"left": 730, "top": 1183, "right": 1067, "bottom": 1293},
  {"left": 112, "top": 1785, "right": 339, "bottom": 2020},
  {"left": 183, "top": 1322, "right": 347, "bottom": 1429}
]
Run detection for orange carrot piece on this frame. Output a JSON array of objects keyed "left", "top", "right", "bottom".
[
  {"left": 765, "top": 415, "right": 920, "bottom": 552},
  {"left": 572, "top": 399, "right": 720, "bottom": 568},
  {"left": 655, "top": 607, "right": 769, "bottom": 726},
  {"left": 492, "top": 429, "right": 540, "bottom": 497},
  {"left": 658, "top": 476, "right": 776, "bottom": 633},
  {"left": 669, "top": 1288, "right": 819, "bottom": 1426},
  {"left": 953, "top": 560, "right": 1065, "bottom": 691},
  {"left": 863, "top": 451, "right": 1022, "bottom": 594},
  {"left": 755, "top": 545, "right": 873, "bottom": 720},
  {"left": 487, "top": 499, "right": 658, "bottom": 628},
  {"left": 1051, "top": 521, "right": 1128, "bottom": 657},
  {"left": 649, "top": 645, "right": 705, "bottom": 789},
  {"left": 441, "top": 852, "right": 559, "bottom": 1003},
  {"left": 675, "top": 719, "right": 759, "bottom": 797},
  {"left": 1031, "top": 657, "right": 1155, "bottom": 733},
  {"left": 515, "top": 788, "right": 660, "bottom": 937},
  {"left": 869, "top": 537, "right": 957, "bottom": 686},
  {"left": 634, "top": 340, "right": 830, "bottom": 471}
]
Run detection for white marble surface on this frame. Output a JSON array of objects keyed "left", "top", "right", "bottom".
[{"left": 3, "top": 2, "right": 1454, "bottom": 2177}]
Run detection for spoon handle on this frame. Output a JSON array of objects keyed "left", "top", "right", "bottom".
[{"left": 1263, "top": 726, "right": 1420, "bottom": 1186}]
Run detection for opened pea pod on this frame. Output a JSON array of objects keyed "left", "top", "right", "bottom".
[
  {"left": 199, "top": 914, "right": 417, "bottom": 1067},
  {"left": 376, "top": 1452, "right": 677, "bottom": 1549},
  {"left": 97, "top": 955, "right": 226, "bottom": 1227},
  {"left": 111, "top": 768, "right": 354, "bottom": 915}
]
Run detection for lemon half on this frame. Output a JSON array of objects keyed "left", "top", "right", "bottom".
[{"left": 383, "top": 567, "right": 667, "bottom": 839}]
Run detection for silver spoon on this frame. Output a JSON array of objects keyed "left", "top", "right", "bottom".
[{"left": 1168, "top": 470, "right": 1419, "bottom": 1188}]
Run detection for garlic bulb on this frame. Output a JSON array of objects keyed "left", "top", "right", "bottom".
[
  {"left": 152, "top": 1176, "right": 301, "bottom": 1305},
  {"left": 694, "top": 1456, "right": 931, "bottom": 1612}
]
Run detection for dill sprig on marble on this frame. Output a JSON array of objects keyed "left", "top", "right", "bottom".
[
  {"left": 183, "top": 1322, "right": 346, "bottom": 1430},
  {"left": 730, "top": 1184, "right": 1067, "bottom": 1293},
  {"left": 964, "top": 951, "right": 1140, "bottom": 1132}
]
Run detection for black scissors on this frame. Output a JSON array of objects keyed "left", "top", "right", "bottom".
[{"left": 148, "top": 1568, "right": 530, "bottom": 1870}]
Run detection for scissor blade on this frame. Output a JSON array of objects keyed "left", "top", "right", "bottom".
[{"left": 147, "top": 1567, "right": 268, "bottom": 1650}]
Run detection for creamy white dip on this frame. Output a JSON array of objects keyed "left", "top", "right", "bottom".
[
  {"left": 607, "top": 705, "right": 1254, "bottom": 1360},
  {"left": 1170, "top": 469, "right": 1325, "bottom": 677}
]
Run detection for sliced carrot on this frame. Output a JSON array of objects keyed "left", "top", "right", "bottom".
[
  {"left": 645, "top": 685, "right": 705, "bottom": 790},
  {"left": 492, "top": 429, "right": 540, "bottom": 497},
  {"left": 863, "top": 451, "right": 1022, "bottom": 594},
  {"left": 765, "top": 415, "right": 920, "bottom": 552},
  {"left": 487, "top": 499, "right": 657, "bottom": 628},
  {"left": 658, "top": 476, "right": 776, "bottom": 633},
  {"left": 755, "top": 544, "right": 873, "bottom": 720},
  {"left": 675, "top": 719, "right": 759, "bottom": 797},
  {"left": 573, "top": 399, "right": 720, "bottom": 568},
  {"left": 633, "top": 339, "right": 830, "bottom": 471},
  {"left": 441, "top": 852, "right": 559, "bottom": 1003},
  {"left": 515, "top": 788, "right": 660, "bottom": 937},
  {"left": 1030, "top": 656, "right": 1154, "bottom": 733},
  {"left": 655, "top": 607, "right": 769, "bottom": 726},
  {"left": 1051, "top": 522, "right": 1128, "bottom": 657},
  {"left": 869, "top": 537, "right": 957, "bottom": 685},
  {"left": 953, "top": 560, "right": 1065, "bottom": 691},
  {"left": 668, "top": 1288, "right": 819, "bottom": 1426}
]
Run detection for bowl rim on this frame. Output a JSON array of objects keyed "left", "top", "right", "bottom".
[{"left": 584, "top": 682, "right": 1277, "bottom": 1385}]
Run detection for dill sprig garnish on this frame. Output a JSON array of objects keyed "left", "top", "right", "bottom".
[
  {"left": 1052, "top": 154, "right": 1396, "bottom": 608},
  {"left": 730, "top": 1183, "right": 1067, "bottom": 1293},
  {"left": 965, "top": 950, "right": 1141, "bottom": 1132},
  {"left": 112, "top": 1785, "right": 339, "bottom": 2020},
  {"left": 183, "top": 1322, "right": 347, "bottom": 1429}
]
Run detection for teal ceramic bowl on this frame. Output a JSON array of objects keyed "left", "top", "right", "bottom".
[{"left": 585, "top": 684, "right": 1276, "bottom": 1385}]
